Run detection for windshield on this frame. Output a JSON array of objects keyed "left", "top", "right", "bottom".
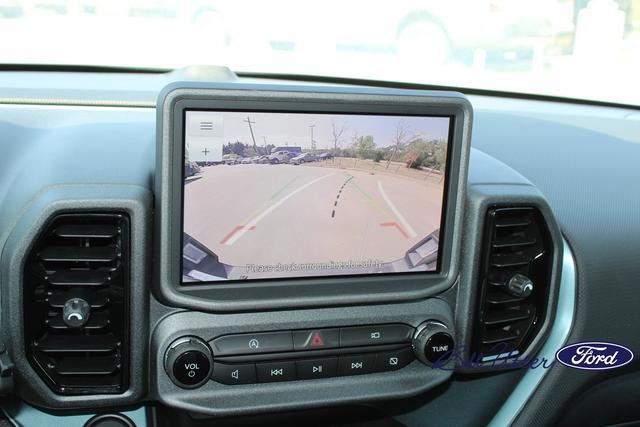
[{"left": 1, "top": 0, "right": 638, "bottom": 105}]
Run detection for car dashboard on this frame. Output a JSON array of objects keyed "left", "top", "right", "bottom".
[{"left": 0, "top": 66, "right": 639, "bottom": 427}]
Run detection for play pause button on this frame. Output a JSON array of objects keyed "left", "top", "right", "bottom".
[{"left": 296, "top": 357, "right": 338, "bottom": 379}]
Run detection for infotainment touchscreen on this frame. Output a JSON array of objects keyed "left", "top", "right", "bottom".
[{"left": 182, "top": 110, "right": 452, "bottom": 283}]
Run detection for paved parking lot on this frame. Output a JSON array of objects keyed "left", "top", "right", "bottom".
[{"left": 184, "top": 163, "right": 444, "bottom": 269}]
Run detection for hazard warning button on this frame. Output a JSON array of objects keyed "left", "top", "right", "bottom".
[{"left": 293, "top": 329, "right": 340, "bottom": 350}]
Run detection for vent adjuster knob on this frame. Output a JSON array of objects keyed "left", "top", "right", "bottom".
[
  {"left": 507, "top": 274, "right": 534, "bottom": 298},
  {"left": 62, "top": 298, "right": 91, "bottom": 328}
]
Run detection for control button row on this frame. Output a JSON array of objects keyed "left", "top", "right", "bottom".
[
  {"left": 211, "top": 347, "right": 414, "bottom": 385},
  {"left": 210, "top": 324, "right": 413, "bottom": 356}
]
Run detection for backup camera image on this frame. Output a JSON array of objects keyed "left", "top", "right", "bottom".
[{"left": 182, "top": 111, "right": 450, "bottom": 282}]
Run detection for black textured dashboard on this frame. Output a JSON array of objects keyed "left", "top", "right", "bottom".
[
  {"left": 0, "top": 69, "right": 639, "bottom": 426},
  {"left": 472, "top": 105, "right": 640, "bottom": 426}
]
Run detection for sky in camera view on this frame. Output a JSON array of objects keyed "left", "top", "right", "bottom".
[{"left": 185, "top": 111, "right": 450, "bottom": 162}]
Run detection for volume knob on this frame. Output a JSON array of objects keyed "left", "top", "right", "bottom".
[{"left": 164, "top": 337, "right": 213, "bottom": 389}]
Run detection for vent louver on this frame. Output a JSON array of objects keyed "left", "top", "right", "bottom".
[
  {"left": 24, "top": 213, "right": 129, "bottom": 394},
  {"left": 474, "top": 207, "right": 552, "bottom": 361}
]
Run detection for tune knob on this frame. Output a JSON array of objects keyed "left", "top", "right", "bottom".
[
  {"left": 62, "top": 297, "right": 90, "bottom": 328},
  {"left": 412, "top": 321, "right": 455, "bottom": 366},
  {"left": 164, "top": 337, "right": 213, "bottom": 389},
  {"left": 506, "top": 274, "right": 534, "bottom": 298}
]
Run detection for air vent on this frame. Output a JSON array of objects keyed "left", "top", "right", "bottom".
[
  {"left": 23, "top": 213, "right": 129, "bottom": 394},
  {"left": 474, "top": 207, "right": 552, "bottom": 361}
]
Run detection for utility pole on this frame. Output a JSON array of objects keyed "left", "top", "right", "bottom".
[
  {"left": 244, "top": 116, "right": 258, "bottom": 154},
  {"left": 262, "top": 136, "right": 268, "bottom": 154},
  {"left": 309, "top": 124, "right": 316, "bottom": 152}
]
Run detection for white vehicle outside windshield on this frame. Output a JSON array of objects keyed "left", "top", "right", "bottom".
[{"left": 1, "top": 0, "right": 638, "bottom": 105}]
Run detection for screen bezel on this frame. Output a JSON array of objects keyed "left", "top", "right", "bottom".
[
  {"left": 155, "top": 83, "right": 471, "bottom": 312},
  {"left": 181, "top": 109, "right": 452, "bottom": 283}
]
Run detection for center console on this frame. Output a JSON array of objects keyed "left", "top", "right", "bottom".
[{"left": 148, "top": 83, "right": 473, "bottom": 414}]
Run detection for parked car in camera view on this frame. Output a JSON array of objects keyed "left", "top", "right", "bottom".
[
  {"left": 184, "top": 160, "right": 201, "bottom": 177},
  {"left": 222, "top": 153, "right": 240, "bottom": 165},
  {"left": 290, "top": 152, "right": 317, "bottom": 164},
  {"left": 268, "top": 150, "right": 293, "bottom": 164}
]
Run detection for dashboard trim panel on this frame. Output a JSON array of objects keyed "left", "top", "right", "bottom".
[
  {"left": 0, "top": 185, "right": 151, "bottom": 409},
  {"left": 489, "top": 239, "right": 576, "bottom": 426},
  {"left": 150, "top": 298, "right": 454, "bottom": 416}
]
